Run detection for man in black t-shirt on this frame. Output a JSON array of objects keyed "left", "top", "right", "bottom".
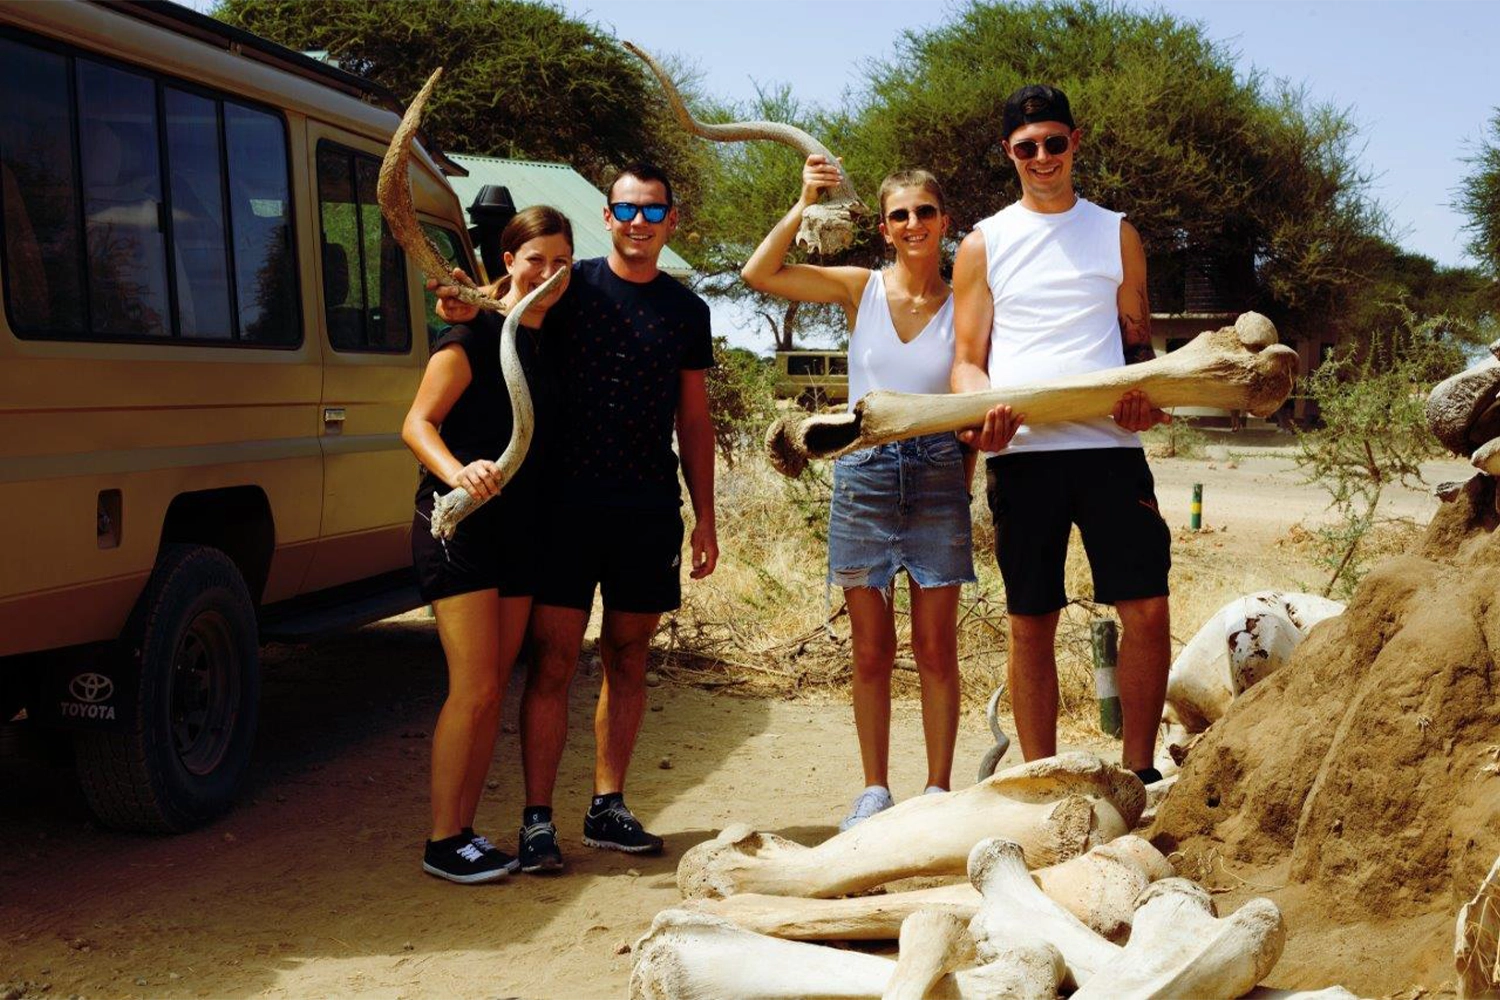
[{"left": 437, "top": 162, "right": 716, "bottom": 870}]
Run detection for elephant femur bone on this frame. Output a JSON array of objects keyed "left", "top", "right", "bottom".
[{"left": 767, "top": 312, "right": 1297, "bottom": 477}]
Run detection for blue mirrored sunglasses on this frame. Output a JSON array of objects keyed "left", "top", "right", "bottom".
[{"left": 609, "top": 202, "right": 671, "bottom": 224}]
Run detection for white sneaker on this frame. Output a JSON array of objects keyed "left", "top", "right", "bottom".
[{"left": 839, "top": 786, "right": 894, "bottom": 831}]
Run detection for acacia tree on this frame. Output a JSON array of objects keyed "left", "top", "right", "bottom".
[
  {"left": 1458, "top": 110, "right": 1500, "bottom": 308},
  {"left": 851, "top": 0, "right": 1387, "bottom": 342},
  {"left": 212, "top": 0, "right": 712, "bottom": 214}
]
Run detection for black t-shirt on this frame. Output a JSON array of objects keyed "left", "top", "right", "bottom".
[
  {"left": 549, "top": 258, "right": 714, "bottom": 509},
  {"left": 416, "top": 310, "right": 556, "bottom": 504}
]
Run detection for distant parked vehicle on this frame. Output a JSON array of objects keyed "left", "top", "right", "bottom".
[
  {"left": 774, "top": 350, "right": 849, "bottom": 410},
  {"left": 0, "top": 0, "right": 488, "bottom": 831}
]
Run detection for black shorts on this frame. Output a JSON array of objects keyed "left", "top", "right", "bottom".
[
  {"left": 535, "top": 505, "right": 684, "bottom": 614},
  {"left": 411, "top": 486, "right": 540, "bottom": 603},
  {"left": 985, "top": 448, "right": 1171, "bottom": 616}
]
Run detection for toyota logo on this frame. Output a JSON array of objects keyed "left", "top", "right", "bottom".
[{"left": 69, "top": 673, "right": 114, "bottom": 704}]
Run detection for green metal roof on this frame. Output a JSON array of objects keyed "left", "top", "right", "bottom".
[{"left": 445, "top": 154, "right": 694, "bottom": 279}]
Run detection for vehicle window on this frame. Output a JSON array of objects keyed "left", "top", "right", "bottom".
[
  {"left": 0, "top": 37, "right": 85, "bottom": 333},
  {"left": 787, "top": 355, "right": 822, "bottom": 376},
  {"left": 316, "top": 141, "right": 410, "bottom": 353},
  {"left": 165, "top": 88, "right": 232, "bottom": 339},
  {"left": 0, "top": 32, "right": 299, "bottom": 347},
  {"left": 225, "top": 104, "right": 298, "bottom": 346},
  {"left": 827, "top": 354, "right": 848, "bottom": 376},
  {"left": 78, "top": 59, "right": 169, "bottom": 338},
  {"left": 420, "top": 223, "right": 466, "bottom": 347}
]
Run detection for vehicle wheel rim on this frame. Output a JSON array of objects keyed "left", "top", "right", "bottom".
[{"left": 170, "top": 609, "right": 239, "bottom": 776}]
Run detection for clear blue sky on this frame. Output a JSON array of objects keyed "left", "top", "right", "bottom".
[{"left": 554, "top": 0, "right": 1500, "bottom": 270}]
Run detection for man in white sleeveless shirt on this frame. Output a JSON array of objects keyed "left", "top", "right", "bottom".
[{"left": 950, "top": 84, "right": 1171, "bottom": 785}]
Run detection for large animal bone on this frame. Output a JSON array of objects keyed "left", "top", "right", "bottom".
[
  {"left": 623, "top": 41, "right": 869, "bottom": 256},
  {"left": 967, "top": 837, "right": 1121, "bottom": 989},
  {"left": 375, "top": 67, "right": 565, "bottom": 539},
  {"left": 677, "top": 752, "right": 1144, "bottom": 900},
  {"left": 1074, "top": 878, "right": 1286, "bottom": 1000},
  {"left": 767, "top": 312, "right": 1297, "bottom": 477},
  {"left": 1165, "top": 591, "right": 1344, "bottom": 732},
  {"left": 884, "top": 910, "right": 976, "bottom": 1000},
  {"left": 629, "top": 909, "right": 1064, "bottom": 1000},
  {"left": 687, "top": 834, "right": 1172, "bottom": 943},
  {"left": 1457, "top": 854, "right": 1500, "bottom": 999},
  {"left": 1427, "top": 341, "right": 1500, "bottom": 456}
]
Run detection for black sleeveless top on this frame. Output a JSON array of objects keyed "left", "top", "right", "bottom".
[{"left": 416, "top": 311, "right": 554, "bottom": 505}]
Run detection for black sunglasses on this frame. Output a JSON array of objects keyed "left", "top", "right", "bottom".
[
  {"left": 885, "top": 204, "right": 941, "bottom": 224},
  {"left": 1008, "top": 133, "right": 1072, "bottom": 160},
  {"left": 609, "top": 202, "right": 670, "bottom": 224}
]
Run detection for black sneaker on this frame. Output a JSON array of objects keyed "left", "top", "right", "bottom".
[
  {"left": 519, "top": 820, "right": 565, "bottom": 873},
  {"left": 464, "top": 827, "right": 521, "bottom": 872},
  {"left": 423, "top": 833, "right": 516, "bottom": 884},
  {"left": 583, "top": 798, "right": 663, "bottom": 855}
]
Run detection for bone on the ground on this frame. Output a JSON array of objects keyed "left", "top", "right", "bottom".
[
  {"left": 766, "top": 312, "right": 1296, "bottom": 477},
  {"left": 374, "top": 67, "right": 566, "bottom": 539},
  {"left": 1427, "top": 344, "right": 1500, "bottom": 456},
  {"left": 687, "top": 834, "right": 1172, "bottom": 943},
  {"left": 1136, "top": 773, "right": 1179, "bottom": 830},
  {"left": 623, "top": 41, "right": 868, "bottom": 256},
  {"left": 676, "top": 752, "right": 1144, "bottom": 900},
  {"left": 968, "top": 837, "right": 1121, "bottom": 989},
  {"left": 883, "top": 909, "right": 976, "bottom": 1000},
  {"left": 1072, "top": 878, "right": 1286, "bottom": 1000},
  {"left": 1473, "top": 438, "right": 1500, "bottom": 477},
  {"left": 629, "top": 908, "right": 1063, "bottom": 1000},
  {"left": 1165, "top": 590, "right": 1344, "bottom": 733},
  {"left": 1456, "top": 853, "right": 1500, "bottom": 999}
]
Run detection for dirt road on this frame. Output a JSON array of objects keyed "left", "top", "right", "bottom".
[{"left": 0, "top": 442, "right": 1473, "bottom": 999}]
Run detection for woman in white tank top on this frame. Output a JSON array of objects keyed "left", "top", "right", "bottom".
[{"left": 743, "top": 156, "right": 977, "bottom": 830}]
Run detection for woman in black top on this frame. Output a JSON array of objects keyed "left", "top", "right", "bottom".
[{"left": 401, "top": 206, "right": 572, "bottom": 884}]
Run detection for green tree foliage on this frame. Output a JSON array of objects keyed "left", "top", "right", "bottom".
[
  {"left": 703, "top": 338, "right": 778, "bottom": 467},
  {"left": 211, "top": 0, "right": 711, "bottom": 210},
  {"left": 1458, "top": 110, "right": 1500, "bottom": 300},
  {"left": 852, "top": 0, "right": 1385, "bottom": 341},
  {"left": 1296, "top": 305, "right": 1472, "bottom": 597}
]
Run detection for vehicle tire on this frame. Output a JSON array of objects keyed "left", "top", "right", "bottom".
[{"left": 76, "top": 545, "right": 260, "bottom": 832}]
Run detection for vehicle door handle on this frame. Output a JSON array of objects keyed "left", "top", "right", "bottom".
[{"left": 323, "top": 407, "right": 346, "bottom": 425}]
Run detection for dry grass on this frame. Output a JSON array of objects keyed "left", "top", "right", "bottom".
[{"left": 654, "top": 452, "right": 1333, "bottom": 730}]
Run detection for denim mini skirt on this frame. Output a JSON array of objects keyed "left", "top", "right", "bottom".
[{"left": 827, "top": 432, "right": 977, "bottom": 593}]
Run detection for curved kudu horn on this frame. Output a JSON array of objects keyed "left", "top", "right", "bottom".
[
  {"left": 375, "top": 67, "right": 565, "bottom": 538},
  {"left": 622, "top": 41, "right": 868, "bottom": 255}
]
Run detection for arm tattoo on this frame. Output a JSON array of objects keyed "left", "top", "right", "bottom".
[{"left": 1121, "top": 287, "right": 1154, "bottom": 365}]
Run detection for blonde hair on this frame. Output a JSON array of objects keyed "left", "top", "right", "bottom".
[{"left": 877, "top": 169, "right": 946, "bottom": 216}]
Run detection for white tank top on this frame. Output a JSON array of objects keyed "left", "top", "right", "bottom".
[
  {"left": 975, "top": 197, "right": 1138, "bottom": 453},
  {"left": 846, "top": 270, "right": 956, "bottom": 411}
]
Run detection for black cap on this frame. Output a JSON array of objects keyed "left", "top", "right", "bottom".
[{"left": 1001, "top": 84, "right": 1076, "bottom": 140}]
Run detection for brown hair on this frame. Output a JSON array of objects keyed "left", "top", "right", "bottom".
[
  {"left": 500, "top": 204, "right": 573, "bottom": 258},
  {"left": 877, "top": 169, "right": 946, "bottom": 216},
  {"left": 486, "top": 205, "right": 573, "bottom": 295}
]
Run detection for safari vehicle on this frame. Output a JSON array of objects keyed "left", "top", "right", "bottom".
[
  {"left": 774, "top": 349, "right": 849, "bottom": 410},
  {"left": 0, "top": 0, "right": 484, "bottom": 830}
]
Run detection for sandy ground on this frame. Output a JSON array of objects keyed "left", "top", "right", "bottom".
[{"left": 0, "top": 437, "right": 1476, "bottom": 999}]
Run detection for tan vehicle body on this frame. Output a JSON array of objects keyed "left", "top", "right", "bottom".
[
  {"left": 774, "top": 350, "right": 850, "bottom": 409},
  {"left": 0, "top": 0, "right": 466, "bottom": 654},
  {"left": 0, "top": 0, "right": 475, "bottom": 828}
]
